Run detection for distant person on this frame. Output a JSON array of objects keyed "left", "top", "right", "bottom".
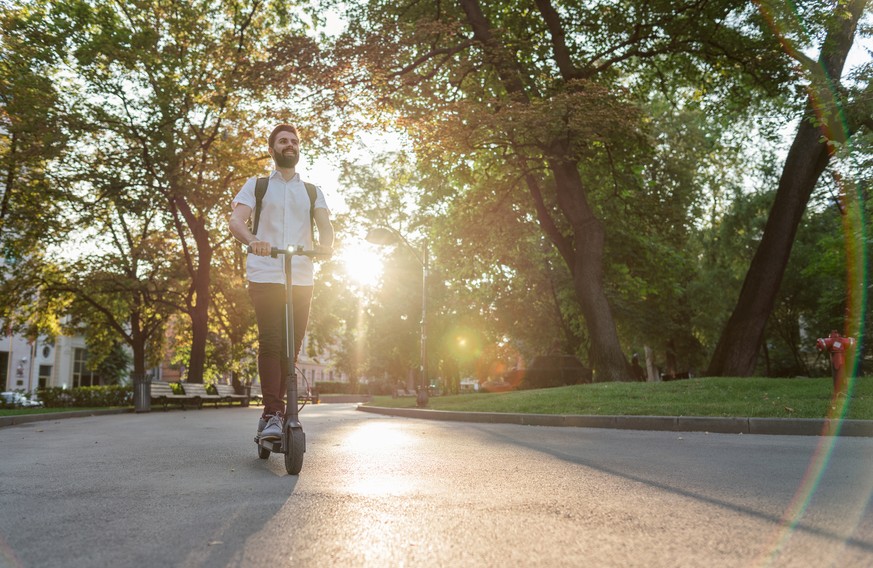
[
  {"left": 631, "top": 353, "right": 646, "bottom": 381},
  {"left": 228, "top": 124, "right": 334, "bottom": 443}
]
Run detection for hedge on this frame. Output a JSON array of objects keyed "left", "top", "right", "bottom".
[{"left": 38, "top": 385, "right": 133, "bottom": 408}]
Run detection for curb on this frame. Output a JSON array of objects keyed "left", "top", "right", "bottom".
[
  {"left": 356, "top": 405, "right": 873, "bottom": 437},
  {"left": 0, "top": 407, "right": 134, "bottom": 428}
]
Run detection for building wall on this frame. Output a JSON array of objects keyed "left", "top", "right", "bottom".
[
  {"left": 1, "top": 332, "right": 96, "bottom": 392},
  {"left": 1, "top": 333, "right": 62, "bottom": 392},
  {"left": 296, "top": 334, "right": 350, "bottom": 386}
]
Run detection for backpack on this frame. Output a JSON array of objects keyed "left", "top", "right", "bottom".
[{"left": 251, "top": 177, "right": 318, "bottom": 242}]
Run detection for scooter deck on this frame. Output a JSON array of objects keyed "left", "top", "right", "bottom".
[
  {"left": 254, "top": 421, "right": 305, "bottom": 454},
  {"left": 255, "top": 436, "right": 283, "bottom": 453}
]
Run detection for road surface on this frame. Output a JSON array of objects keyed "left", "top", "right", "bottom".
[{"left": 1, "top": 404, "right": 872, "bottom": 567}]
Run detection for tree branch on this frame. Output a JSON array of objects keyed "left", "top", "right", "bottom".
[
  {"left": 533, "top": 0, "right": 586, "bottom": 80},
  {"left": 524, "top": 173, "right": 574, "bottom": 270}
]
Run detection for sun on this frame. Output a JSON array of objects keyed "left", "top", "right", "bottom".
[{"left": 339, "top": 241, "right": 384, "bottom": 288}]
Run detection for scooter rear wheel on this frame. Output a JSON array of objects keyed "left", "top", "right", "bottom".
[{"left": 284, "top": 427, "right": 305, "bottom": 475}]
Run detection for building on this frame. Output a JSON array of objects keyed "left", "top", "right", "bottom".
[
  {"left": 1, "top": 332, "right": 104, "bottom": 392},
  {"left": 2, "top": 327, "right": 351, "bottom": 393}
]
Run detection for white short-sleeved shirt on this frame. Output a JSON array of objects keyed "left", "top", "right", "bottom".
[{"left": 232, "top": 171, "right": 330, "bottom": 285}]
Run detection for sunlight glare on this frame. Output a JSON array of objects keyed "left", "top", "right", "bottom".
[
  {"left": 339, "top": 241, "right": 385, "bottom": 288},
  {"left": 341, "top": 422, "right": 418, "bottom": 496}
]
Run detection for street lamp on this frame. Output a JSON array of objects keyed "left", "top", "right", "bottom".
[{"left": 366, "top": 226, "right": 429, "bottom": 408}]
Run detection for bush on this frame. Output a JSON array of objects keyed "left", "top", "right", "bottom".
[
  {"left": 314, "top": 381, "right": 357, "bottom": 394},
  {"left": 37, "top": 385, "right": 133, "bottom": 408},
  {"left": 517, "top": 355, "right": 593, "bottom": 390},
  {"left": 313, "top": 381, "right": 394, "bottom": 396}
]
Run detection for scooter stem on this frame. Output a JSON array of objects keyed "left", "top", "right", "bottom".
[{"left": 283, "top": 251, "right": 299, "bottom": 425}]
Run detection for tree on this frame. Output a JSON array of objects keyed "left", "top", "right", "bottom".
[
  {"left": 0, "top": 2, "right": 69, "bottom": 246},
  {"left": 51, "top": 205, "right": 178, "bottom": 381},
  {"left": 0, "top": 2, "right": 78, "bottom": 339},
  {"left": 337, "top": 0, "right": 796, "bottom": 380},
  {"left": 329, "top": 153, "right": 428, "bottom": 385},
  {"left": 707, "top": 0, "right": 869, "bottom": 376},
  {"left": 28, "top": 0, "right": 323, "bottom": 382}
]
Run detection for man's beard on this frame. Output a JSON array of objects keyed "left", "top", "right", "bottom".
[{"left": 274, "top": 151, "right": 299, "bottom": 168}]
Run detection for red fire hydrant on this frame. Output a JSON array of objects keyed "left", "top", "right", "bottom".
[{"left": 816, "top": 330, "right": 856, "bottom": 395}]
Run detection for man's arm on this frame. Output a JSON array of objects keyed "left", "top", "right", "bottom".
[
  {"left": 228, "top": 204, "right": 271, "bottom": 256},
  {"left": 314, "top": 208, "right": 334, "bottom": 252}
]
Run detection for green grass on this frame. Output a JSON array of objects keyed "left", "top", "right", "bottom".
[
  {"left": 365, "top": 377, "right": 873, "bottom": 420},
  {"left": 0, "top": 406, "right": 129, "bottom": 418}
]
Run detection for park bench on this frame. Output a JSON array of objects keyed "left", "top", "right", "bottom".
[
  {"left": 300, "top": 387, "right": 319, "bottom": 404},
  {"left": 213, "top": 384, "right": 248, "bottom": 406},
  {"left": 248, "top": 384, "right": 263, "bottom": 406},
  {"left": 181, "top": 383, "right": 222, "bottom": 408},
  {"left": 393, "top": 388, "right": 416, "bottom": 398},
  {"left": 149, "top": 381, "right": 194, "bottom": 411}
]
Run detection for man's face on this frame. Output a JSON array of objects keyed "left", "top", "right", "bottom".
[{"left": 270, "top": 130, "right": 300, "bottom": 168}]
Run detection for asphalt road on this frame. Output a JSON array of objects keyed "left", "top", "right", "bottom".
[{"left": 1, "top": 404, "right": 872, "bottom": 567}]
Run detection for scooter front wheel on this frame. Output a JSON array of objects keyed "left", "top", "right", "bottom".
[
  {"left": 258, "top": 445, "right": 270, "bottom": 460},
  {"left": 284, "top": 427, "right": 305, "bottom": 475}
]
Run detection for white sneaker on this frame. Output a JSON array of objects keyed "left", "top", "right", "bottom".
[{"left": 259, "top": 414, "right": 284, "bottom": 441}]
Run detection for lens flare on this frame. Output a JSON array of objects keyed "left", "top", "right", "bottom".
[{"left": 751, "top": 1, "right": 869, "bottom": 564}]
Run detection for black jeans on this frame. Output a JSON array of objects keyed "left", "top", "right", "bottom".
[{"left": 248, "top": 282, "right": 313, "bottom": 417}]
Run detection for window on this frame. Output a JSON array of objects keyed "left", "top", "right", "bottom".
[
  {"left": 73, "top": 348, "right": 99, "bottom": 387},
  {"left": 0, "top": 351, "right": 7, "bottom": 388},
  {"left": 38, "top": 365, "right": 52, "bottom": 389}
]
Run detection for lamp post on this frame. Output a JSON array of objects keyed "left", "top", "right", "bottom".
[{"left": 366, "top": 226, "right": 429, "bottom": 408}]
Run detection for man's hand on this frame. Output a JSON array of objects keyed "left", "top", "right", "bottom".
[
  {"left": 314, "top": 243, "right": 333, "bottom": 258},
  {"left": 249, "top": 239, "right": 272, "bottom": 256}
]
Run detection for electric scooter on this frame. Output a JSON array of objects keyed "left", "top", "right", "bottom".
[{"left": 251, "top": 245, "right": 325, "bottom": 475}]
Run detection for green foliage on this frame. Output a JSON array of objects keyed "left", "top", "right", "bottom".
[
  {"left": 37, "top": 385, "right": 132, "bottom": 408},
  {"left": 0, "top": 0, "right": 868, "bottom": 394},
  {"left": 314, "top": 380, "right": 394, "bottom": 395},
  {"left": 333, "top": 0, "right": 840, "bottom": 381}
]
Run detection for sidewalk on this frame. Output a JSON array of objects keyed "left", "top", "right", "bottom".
[
  {"left": 356, "top": 405, "right": 873, "bottom": 437},
  {"left": 0, "top": 395, "right": 373, "bottom": 429},
  {"left": 5, "top": 404, "right": 872, "bottom": 437},
  {"left": 0, "top": 407, "right": 132, "bottom": 428}
]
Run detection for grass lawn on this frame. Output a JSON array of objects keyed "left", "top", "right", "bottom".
[{"left": 365, "top": 377, "right": 873, "bottom": 420}]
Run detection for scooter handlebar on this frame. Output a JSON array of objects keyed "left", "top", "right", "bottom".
[{"left": 246, "top": 245, "right": 332, "bottom": 259}]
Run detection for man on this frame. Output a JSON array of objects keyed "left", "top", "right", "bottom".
[{"left": 228, "top": 124, "right": 334, "bottom": 442}]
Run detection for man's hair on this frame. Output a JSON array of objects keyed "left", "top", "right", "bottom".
[{"left": 268, "top": 124, "right": 300, "bottom": 148}]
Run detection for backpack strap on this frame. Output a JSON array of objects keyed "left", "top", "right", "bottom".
[{"left": 252, "top": 177, "right": 269, "bottom": 236}]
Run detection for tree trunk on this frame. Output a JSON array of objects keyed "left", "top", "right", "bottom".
[
  {"left": 173, "top": 196, "right": 213, "bottom": 384},
  {"left": 553, "top": 160, "right": 632, "bottom": 381},
  {"left": 185, "top": 241, "right": 212, "bottom": 383},
  {"left": 707, "top": 116, "right": 833, "bottom": 376},
  {"left": 707, "top": 1, "right": 865, "bottom": 376},
  {"left": 130, "top": 311, "right": 147, "bottom": 378},
  {"left": 459, "top": 0, "right": 631, "bottom": 381}
]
